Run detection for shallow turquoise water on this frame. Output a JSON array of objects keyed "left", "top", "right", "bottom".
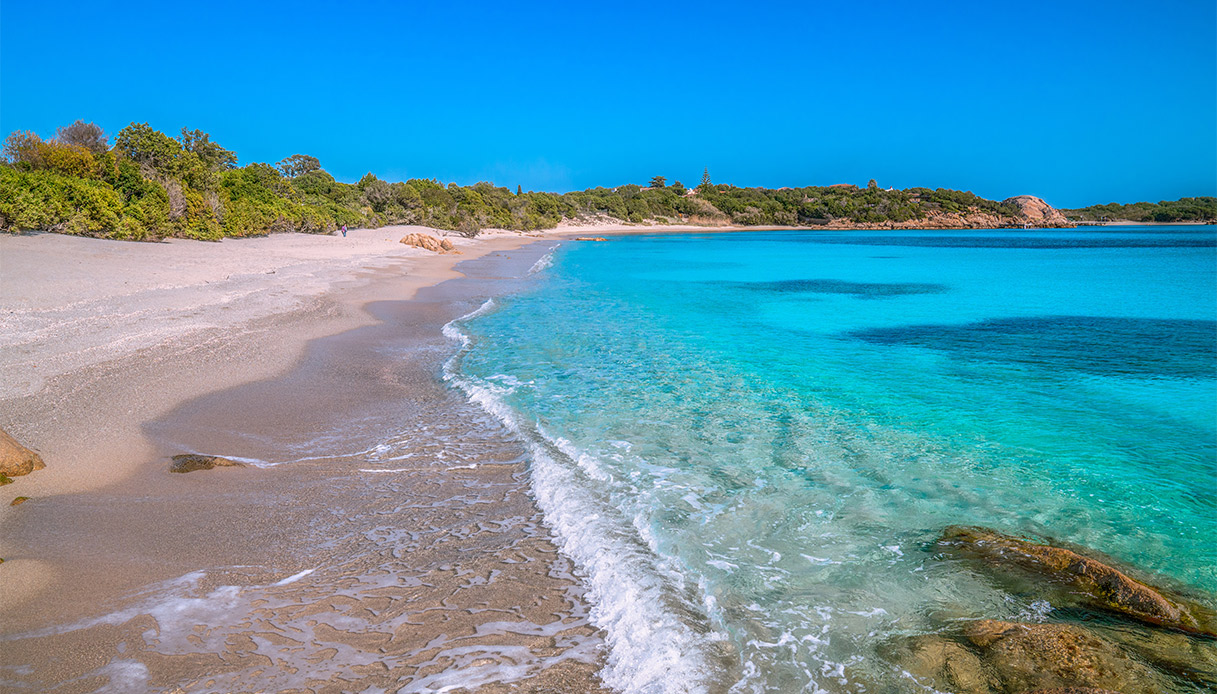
[{"left": 447, "top": 227, "right": 1217, "bottom": 692}]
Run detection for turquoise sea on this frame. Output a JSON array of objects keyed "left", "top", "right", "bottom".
[{"left": 444, "top": 226, "right": 1217, "bottom": 692}]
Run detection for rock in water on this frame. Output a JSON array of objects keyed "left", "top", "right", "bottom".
[
  {"left": 170, "top": 454, "right": 246, "bottom": 473},
  {"left": 939, "top": 525, "right": 1217, "bottom": 637},
  {"left": 986, "top": 684, "right": 1123, "bottom": 694},
  {"left": 0, "top": 429, "right": 46, "bottom": 478},
  {"left": 1090, "top": 622, "right": 1217, "bottom": 687},
  {"left": 886, "top": 634, "right": 997, "bottom": 694},
  {"left": 1002, "top": 195, "right": 1072, "bottom": 227},
  {"left": 963, "top": 620, "right": 1170, "bottom": 693}
]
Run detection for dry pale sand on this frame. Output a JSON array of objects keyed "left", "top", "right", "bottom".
[
  {"left": 0, "top": 226, "right": 540, "bottom": 605},
  {"left": 0, "top": 225, "right": 536, "bottom": 491}
]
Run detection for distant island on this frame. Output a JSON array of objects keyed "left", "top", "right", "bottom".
[{"left": 2, "top": 120, "right": 1214, "bottom": 240}]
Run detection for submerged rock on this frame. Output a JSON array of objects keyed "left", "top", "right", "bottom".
[
  {"left": 939, "top": 526, "right": 1217, "bottom": 637},
  {"left": 170, "top": 454, "right": 246, "bottom": 474},
  {"left": 886, "top": 634, "right": 997, "bottom": 694},
  {"left": 962, "top": 620, "right": 1170, "bottom": 693},
  {"left": 0, "top": 428, "right": 46, "bottom": 478},
  {"left": 1023, "top": 688, "right": 1121, "bottom": 694},
  {"left": 1022, "top": 681, "right": 1114, "bottom": 686},
  {"left": 1091, "top": 622, "right": 1217, "bottom": 687}
]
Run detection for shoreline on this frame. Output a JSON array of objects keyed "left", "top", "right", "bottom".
[
  {"left": 0, "top": 226, "right": 544, "bottom": 611},
  {"left": 0, "top": 226, "right": 538, "bottom": 493},
  {"left": 1, "top": 228, "right": 612, "bottom": 692}
]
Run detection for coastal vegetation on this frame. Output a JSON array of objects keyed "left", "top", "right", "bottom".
[
  {"left": 1061, "top": 197, "right": 1217, "bottom": 223},
  {"left": 1, "top": 120, "right": 1210, "bottom": 240}
]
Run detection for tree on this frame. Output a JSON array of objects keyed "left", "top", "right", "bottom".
[
  {"left": 278, "top": 154, "right": 321, "bottom": 178},
  {"left": 55, "top": 120, "right": 108, "bottom": 154},
  {"left": 3, "top": 130, "right": 42, "bottom": 165},
  {"left": 362, "top": 178, "right": 393, "bottom": 211},
  {"left": 516, "top": 184, "right": 522, "bottom": 196},
  {"left": 867, "top": 179, "right": 878, "bottom": 190},
  {"left": 649, "top": 175, "right": 666, "bottom": 188},
  {"left": 180, "top": 128, "right": 237, "bottom": 170},
  {"left": 671, "top": 181, "right": 687, "bottom": 196},
  {"left": 115, "top": 122, "right": 181, "bottom": 173},
  {"left": 700, "top": 167, "right": 712, "bottom": 189},
  {"left": 2, "top": 130, "right": 99, "bottom": 177},
  {"left": 392, "top": 182, "right": 422, "bottom": 209}
]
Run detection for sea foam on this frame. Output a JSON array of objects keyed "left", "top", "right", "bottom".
[
  {"left": 527, "top": 245, "right": 559, "bottom": 275},
  {"left": 442, "top": 303, "right": 726, "bottom": 694}
]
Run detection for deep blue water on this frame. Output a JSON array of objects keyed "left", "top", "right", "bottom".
[{"left": 445, "top": 226, "right": 1217, "bottom": 692}]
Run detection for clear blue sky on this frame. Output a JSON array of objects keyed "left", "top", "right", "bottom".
[{"left": 2, "top": 0, "right": 1213, "bottom": 207}]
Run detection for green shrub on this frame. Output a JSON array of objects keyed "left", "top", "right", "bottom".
[
  {"left": 0, "top": 167, "right": 125, "bottom": 236},
  {"left": 115, "top": 123, "right": 181, "bottom": 175}
]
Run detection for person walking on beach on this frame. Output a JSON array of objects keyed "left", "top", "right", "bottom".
[{"left": 341, "top": 224, "right": 347, "bottom": 237}]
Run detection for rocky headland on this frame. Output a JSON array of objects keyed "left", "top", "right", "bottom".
[{"left": 823, "top": 195, "right": 1073, "bottom": 230}]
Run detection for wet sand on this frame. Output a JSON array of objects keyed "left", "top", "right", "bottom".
[{"left": 0, "top": 230, "right": 610, "bottom": 692}]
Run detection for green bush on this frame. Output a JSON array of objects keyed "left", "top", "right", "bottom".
[{"left": 0, "top": 167, "right": 127, "bottom": 236}]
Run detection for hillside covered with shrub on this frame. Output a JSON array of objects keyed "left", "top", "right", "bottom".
[
  {"left": 1060, "top": 197, "right": 1217, "bottom": 224},
  {"left": 0, "top": 121, "right": 571, "bottom": 240},
  {"left": 3, "top": 120, "right": 1198, "bottom": 240}
]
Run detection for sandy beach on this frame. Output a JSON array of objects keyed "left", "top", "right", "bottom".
[{"left": 0, "top": 225, "right": 638, "bottom": 692}]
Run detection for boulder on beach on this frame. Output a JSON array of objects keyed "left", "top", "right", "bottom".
[
  {"left": 962, "top": 620, "right": 1170, "bottom": 693},
  {"left": 400, "top": 232, "right": 460, "bottom": 254},
  {"left": 938, "top": 525, "right": 1217, "bottom": 637},
  {"left": 170, "top": 454, "right": 246, "bottom": 474},
  {"left": 0, "top": 428, "right": 46, "bottom": 478}
]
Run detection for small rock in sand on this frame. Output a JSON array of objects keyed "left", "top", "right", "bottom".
[
  {"left": 0, "top": 428, "right": 46, "bottom": 478},
  {"left": 170, "top": 454, "right": 246, "bottom": 473},
  {"left": 11, "top": 496, "right": 31, "bottom": 506}
]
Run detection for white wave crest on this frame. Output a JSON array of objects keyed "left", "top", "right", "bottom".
[
  {"left": 441, "top": 308, "right": 724, "bottom": 693},
  {"left": 527, "top": 245, "right": 559, "bottom": 274}
]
